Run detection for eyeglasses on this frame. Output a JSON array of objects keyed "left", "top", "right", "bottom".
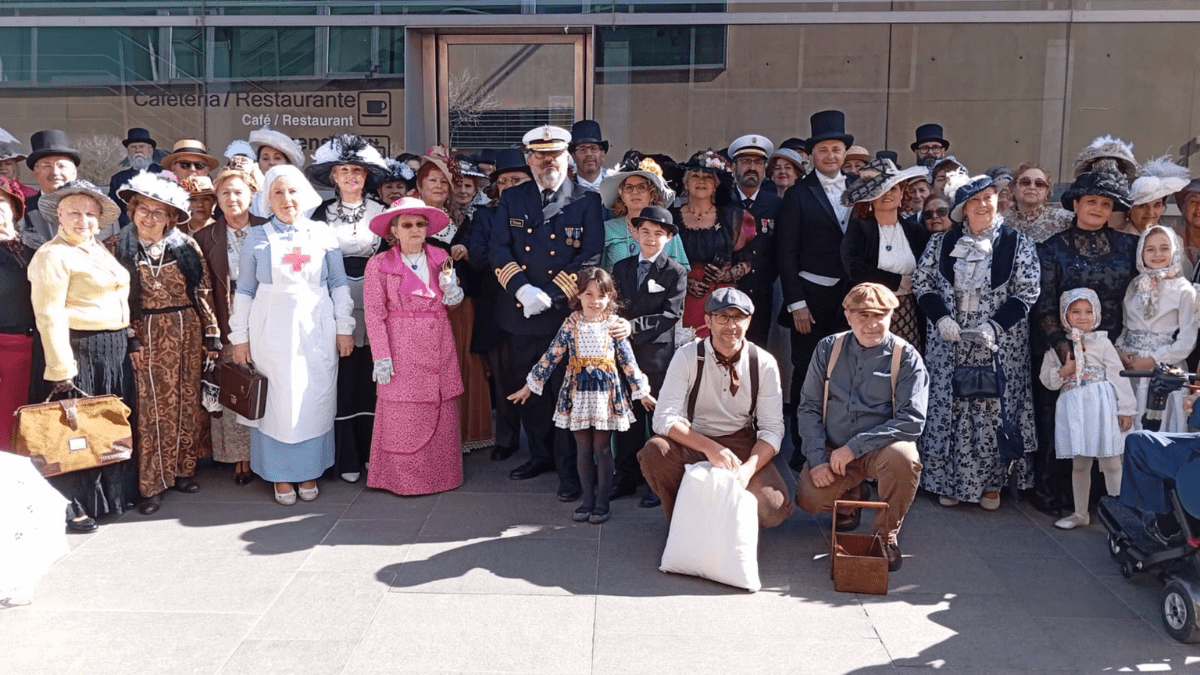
[
  {"left": 922, "top": 207, "right": 949, "bottom": 219},
  {"left": 620, "top": 182, "right": 651, "bottom": 195},
  {"left": 174, "top": 161, "right": 208, "bottom": 171},
  {"left": 34, "top": 159, "right": 74, "bottom": 172},
  {"left": 573, "top": 144, "right": 604, "bottom": 155},
  {"left": 134, "top": 206, "right": 172, "bottom": 224},
  {"left": 397, "top": 220, "right": 428, "bottom": 230},
  {"left": 1017, "top": 178, "right": 1050, "bottom": 189},
  {"left": 916, "top": 144, "right": 944, "bottom": 154},
  {"left": 710, "top": 312, "right": 750, "bottom": 325},
  {"left": 495, "top": 176, "right": 527, "bottom": 188}
]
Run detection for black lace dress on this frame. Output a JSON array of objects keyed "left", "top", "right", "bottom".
[{"left": 672, "top": 206, "right": 733, "bottom": 338}]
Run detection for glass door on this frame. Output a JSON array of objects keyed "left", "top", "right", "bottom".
[{"left": 436, "top": 33, "right": 588, "bottom": 154}]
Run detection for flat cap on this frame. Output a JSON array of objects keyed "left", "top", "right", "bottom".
[
  {"left": 842, "top": 282, "right": 899, "bottom": 312},
  {"left": 705, "top": 287, "right": 755, "bottom": 316}
]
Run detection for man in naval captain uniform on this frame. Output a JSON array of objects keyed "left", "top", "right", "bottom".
[
  {"left": 489, "top": 124, "right": 605, "bottom": 501},
  {"left": 727, "top": 133, "right": 782, "bottom": 347}
]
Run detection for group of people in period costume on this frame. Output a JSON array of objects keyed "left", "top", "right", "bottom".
[{"left": 2, "top": 110, "right": 1200, "bottom": 567}]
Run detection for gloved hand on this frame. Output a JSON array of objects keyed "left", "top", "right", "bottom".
[
  {"left": 516, "top": 284, "right": 552, "bottom": 318},
  {"left": 372, "top": 357, "right": 393, "bottom": 385},
  {"left": 937, "top": 316, "right": 962, "bottom": 343},
  {"left": 438, "top": 266, "right": 458, "bottom": 293},
  {"left": 962, "top": 321, "right": 999, "bottom": 351}
]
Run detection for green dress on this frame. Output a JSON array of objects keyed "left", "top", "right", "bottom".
[{"left": 600, "top": 216, "right": 690, "bottom": 270}]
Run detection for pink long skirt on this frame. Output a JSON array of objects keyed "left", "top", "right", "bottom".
[
  {"left": 367, "top": 397, "right": 463, "bottom": 496},
  {"left": 0, "top": 334, "right": 33, "bottom": 451}
]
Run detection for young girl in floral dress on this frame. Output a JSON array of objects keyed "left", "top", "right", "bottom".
[{"left": 510, "top": 267, "right": 655, "bottom": 524}]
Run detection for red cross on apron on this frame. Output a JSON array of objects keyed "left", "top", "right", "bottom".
[{"left": 282, "top": 247, "right": 311, "bottom": 272}]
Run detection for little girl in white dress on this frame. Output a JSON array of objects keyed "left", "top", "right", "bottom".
[
  {"left": 1039, "top": 288, "right": 1136, "bottom": 530},
  {"left": 1115, "top": 225, "right": 1199, "bottom": 433},
  {"left": 510, "top": 267, "right": 655, "bottom": 524}
]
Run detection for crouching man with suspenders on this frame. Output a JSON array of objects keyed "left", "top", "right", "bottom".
[
  {"left": 794, "top": 283, "right": 929, "bottom": 571},
  {"left": 638, "top": 287, "right": 794, "bottom": 528}
]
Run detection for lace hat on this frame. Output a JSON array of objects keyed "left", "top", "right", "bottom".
[{"left": 116, "top": 170, "right": 192, "bottom": 225}]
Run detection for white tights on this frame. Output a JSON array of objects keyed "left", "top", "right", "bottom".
[{"left": 1071, "top": 455, "right": 1122, "bottom": 518}]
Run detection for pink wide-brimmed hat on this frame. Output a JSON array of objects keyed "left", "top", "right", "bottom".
[{"left": 367, "top": 196, "right": 450, "bottom": 239}]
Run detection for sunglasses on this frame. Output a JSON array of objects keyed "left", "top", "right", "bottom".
[
  {"left": 397, "top": 221, "right": 427, "bottom": 230},
  {"left": 923, "top": 207, "right": 949, "bottom": 219},
  {"left": 174, "top": 161, "right": 208, "bottom": 171},
  {"left": 1017, "top": 178, "right": 1050, "bottom": 189}
]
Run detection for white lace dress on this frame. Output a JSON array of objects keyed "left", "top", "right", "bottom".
[
  {"left": 1039, "top": 332, "right": 1137, "bottom": 459},
  {"left": 0, "top": 453, "right": 69, "bottom": 605}
]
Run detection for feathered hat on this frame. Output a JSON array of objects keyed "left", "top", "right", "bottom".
[
  {"left": 1061, "top": 163, "right": 1132, "bottom": 212},
  {"left": 1129, "top": 155, "right": 1191, "bottom": 206},
  {"left": 305, "top": 134, "right": 389, "bottom": 190},
  {"left": 599, "top": 156, "right": 676, "bottom": 210},
  {"left": 116, "top": 170, "right": 192, "bottom": 225},
  {"left": 1073, "top": 135, "right": 1139, "bottom": 181}
]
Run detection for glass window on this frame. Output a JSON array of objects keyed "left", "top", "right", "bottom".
[
  {"left": 211, "top": 28, "right": 317, "bottom": 79},
  {"left": 36, "top": 27, "right": 159, "bottom": 85},
  {"left": 170, "top": 28, "right": 205, "bottom": 81},
  {"left": 596, "top": 26, "right": 726, "bottom": 70},
  {"left": 0, "top": 28, "right": 33, "bottom": 84}
]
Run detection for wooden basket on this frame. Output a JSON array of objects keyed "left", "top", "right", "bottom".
[{"left": 830, "top": 499, "right": 890, "bottom": 595}]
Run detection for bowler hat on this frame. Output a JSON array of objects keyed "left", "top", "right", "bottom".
[
  {"left": 475, "top": 148, "right": 499, "bottom": 166},
  {"left": 122, "top": 127, "right": 157, "bottom": 149},
  {"left": 26, "top": 130, "right": 81, "bottom": 170},
  {"left": 805, "top": 111, "right": 854, "bottom": 153},
  {"left": 911, "top": 123, "right": 949, "bottom": 152},
  {"left": 568, "top": 120, "right": 608, "bottom": 153},
  {"left": 780, "top": 137, "right": 808, "bottom": 153},
  {"left": 876, "top": 150, "right": 899, "bottom": 166},
  {"left": 630, "top": 204, "right": 677, "bottom": 235},
  {"left": 705, "top": 287, "right": 754, "bottom": 316}
]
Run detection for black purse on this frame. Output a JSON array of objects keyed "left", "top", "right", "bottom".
[{"left": 951, "top": 344, "right": 1001, "bottom": 399}]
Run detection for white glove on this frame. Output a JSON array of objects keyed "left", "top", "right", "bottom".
[
  {"left": 937, "top": 316, "right": 962, "bottom": 343},
  {"left": 516, "top": 284, "right": 552, "bottom": 318},
  {"left": 438, "top": 266, "right": 458, "bottom": 292},
  {"left": 963, "top": 322, "right": 999, "bottom": 351},
  {"left": 372, "top": 358, "right": 393, "bottom": 385}
]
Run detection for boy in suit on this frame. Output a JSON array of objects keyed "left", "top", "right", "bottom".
[{"left": 611, "top": 205, "right": 687, "bottom": 507}]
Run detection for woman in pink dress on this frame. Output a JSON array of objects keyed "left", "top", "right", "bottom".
[{"left": 363, "top": 197, "right": 465, "bottom": 495}]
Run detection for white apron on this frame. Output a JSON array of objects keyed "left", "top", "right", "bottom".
[{"left": 242, "top": 221, "right": 338, "bottom": 443}]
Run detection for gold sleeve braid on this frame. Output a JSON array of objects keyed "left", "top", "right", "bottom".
[
  {"left": 495, "top": 262, "right": 522, "bottom": 290},
  {"left": 552, "top": 271, "right": 579, "bottom": 299}
]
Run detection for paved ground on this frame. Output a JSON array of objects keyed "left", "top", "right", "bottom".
[{"left": 2, "top": 450, "right": 1198, "bottom": 675}]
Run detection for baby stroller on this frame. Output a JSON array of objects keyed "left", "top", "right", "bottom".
[{"left": 1098, "top": 364, "right": 1200, "bottom": 643}]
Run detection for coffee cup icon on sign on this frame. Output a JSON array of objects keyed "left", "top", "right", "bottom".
[{"left": 358, "top": 91, "right": 391, "bottom": 126}]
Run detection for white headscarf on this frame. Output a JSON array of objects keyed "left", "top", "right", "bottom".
[
  {"left": 261, "top": 164, "right": 322, "bottom": 218},
  {"left": 1130, "top": 225, "right": 1182, "bottom": 321},
  {"left": 1059, "top": 287, "right": 1102, "bottom": 387}
]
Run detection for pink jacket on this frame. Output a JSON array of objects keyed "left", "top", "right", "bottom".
[{"left": 363, "top": 245, "right": 463, "bottom": 403}]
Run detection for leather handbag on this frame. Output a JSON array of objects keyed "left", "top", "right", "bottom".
[
  {"left": 9, "top": 386, "right": 133, "bottom": 478},
  {"left": 952, "top": 345, "right": 1001, "bottom": 399},
  {"left": 219, "top": 361, "right": 268, "bottom": 420}
]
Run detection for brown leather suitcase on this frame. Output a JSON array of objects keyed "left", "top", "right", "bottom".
[
  {"left": 10, "top": 390, "right": 133, "bottom": 477},
  {"left": 219, "top": 362, "right": 268, "bottom": 420}
]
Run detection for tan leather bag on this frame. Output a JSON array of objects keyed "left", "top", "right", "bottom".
[{"left": 9, "top": 387, "right": 133, "bottom": 477}]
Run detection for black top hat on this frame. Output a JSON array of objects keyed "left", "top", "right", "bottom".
[
  {"left": 568, "top": 120, "right": 608, "bottom": 153},
  {"left": 122, "top": 127, "right": 157, "bottom": 149},
  {"left": 26, "top": 129, "right": 80, "bottom": 169},
  {"left": 630, "top": 205, "right": 677, "bottom": 235},
  {"left": 805, "top": 111, "right": 854, "bottom": 153},
  {"left": 875, "top": 150, "right": 899, "bottom": 166},
  {"left": 911, "top": 123, "right": 949, "bottom": 152},
  {"left": 489, "top": 148, "right": 532, "bottom": 184},
  {"left": 780, "top": 137, "right": 808, "bottom": 152},
  {"left": 474, "top": 148, "right": 499, "bottom": 166}
]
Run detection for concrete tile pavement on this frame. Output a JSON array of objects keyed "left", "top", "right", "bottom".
[{"left": 2, "top": 451, "right": 1195, "bottom": 674}]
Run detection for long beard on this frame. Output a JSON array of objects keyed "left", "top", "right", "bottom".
[{"left": 129, "top": 155, "right": 152, "bottom": 171}]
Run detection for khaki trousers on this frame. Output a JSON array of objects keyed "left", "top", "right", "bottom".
[
  {"left": 795, "top": 441, "right": 922, "bottom": 544},
  {"left": 638, "top": 426, "right": 794, "bottom": 529}
]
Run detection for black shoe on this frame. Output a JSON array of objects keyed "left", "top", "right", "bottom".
[
  {"left": 510, "top": 459, "right": 553, "bottom": 480},
  {"left": 639, "top": 491, "right": 661, "bottom": 508},
  {"left": 608, "top": 480, "right": 637, "bottom": 501},
  {"left": 490, "top": 445, "right": 518, "bottom": 461},
  {"left": 572, "top": 505, "right": 592, "bottom": 522},
  {"left": 235, "top": 472, "right": 253, "bottom": 486},
  {"left": 589, "top": 507, "right": 611, "bottom": 524},
  {"left": 173, "top": 478, "right": 200, "bottom": 494},
  {"left": 139, "top": 495, "right": 162, "bottom": 515},
  {"left": 885, "top": 543, "right": 903, "bottom": 572},
  {"left": 557, "top": 484, "right": 582, "bottom": 502},
  {"left": 67, "top": 517, "right": 98, "bottom": 533}
]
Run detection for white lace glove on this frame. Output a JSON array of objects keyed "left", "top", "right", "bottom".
[
  {"left": 372, "top": 358, "right": 393, "bottom": 385},
  {"left": 515, "top": 284, "right": 552, "bottom": 318},
  {"left": 937, "top": 316, "right": 962, "bottom": 343},
  {"left": 962, "top": 321, "right": 999, "bottom": 352}
]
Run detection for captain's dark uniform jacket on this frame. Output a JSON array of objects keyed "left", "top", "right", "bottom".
[
  {"left": 489, "top": 179, "right": 604, "bottom": 335},
  {"left": 730, "top": 188, "right": 783, "bottom": 315}
]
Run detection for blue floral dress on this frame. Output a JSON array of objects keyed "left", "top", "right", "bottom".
[{"left": 527, "top": 313, "right": 650, "bottom": 431}]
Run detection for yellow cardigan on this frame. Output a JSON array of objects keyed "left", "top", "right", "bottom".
[{"left": 28, "top": 235, "right": 130, "bottom": 381}]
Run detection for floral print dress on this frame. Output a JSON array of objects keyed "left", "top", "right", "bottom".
[{"left": 527, "top": 313, "right": 650, "bottom": 432}]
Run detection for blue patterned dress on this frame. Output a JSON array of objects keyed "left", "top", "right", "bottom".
[{"left": 526, "top": 313, "right": 651, "bottom": 431}]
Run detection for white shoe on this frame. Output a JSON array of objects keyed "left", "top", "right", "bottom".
[
  {"left": 274, "top": 488, "right": 297, "bottom": 506},
  {"left": 298, "top": 485, "right": 319, "bottom": 502},
  {"left": 938, "top": 496, "right": 960, "bottom": 507},
  {"left": 340, "top": 472, "right": 361, "bottom": 483},
  {"left": 1054, "top": 513, "right": 1089, "bottom": 530},
  {"left": 980, "top": 492, "right": 1001, "bottom": 511}
]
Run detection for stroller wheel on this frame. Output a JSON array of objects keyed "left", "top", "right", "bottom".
[
  {"left": 1161, "top": 580, "right": 1200, "bottom": 643},
  {"left": 1120, "top": 561, "right": 1135, "bottom": 579},
  {"left": 1108, "top": 534, "right": 1122, "bottom": 560}
]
